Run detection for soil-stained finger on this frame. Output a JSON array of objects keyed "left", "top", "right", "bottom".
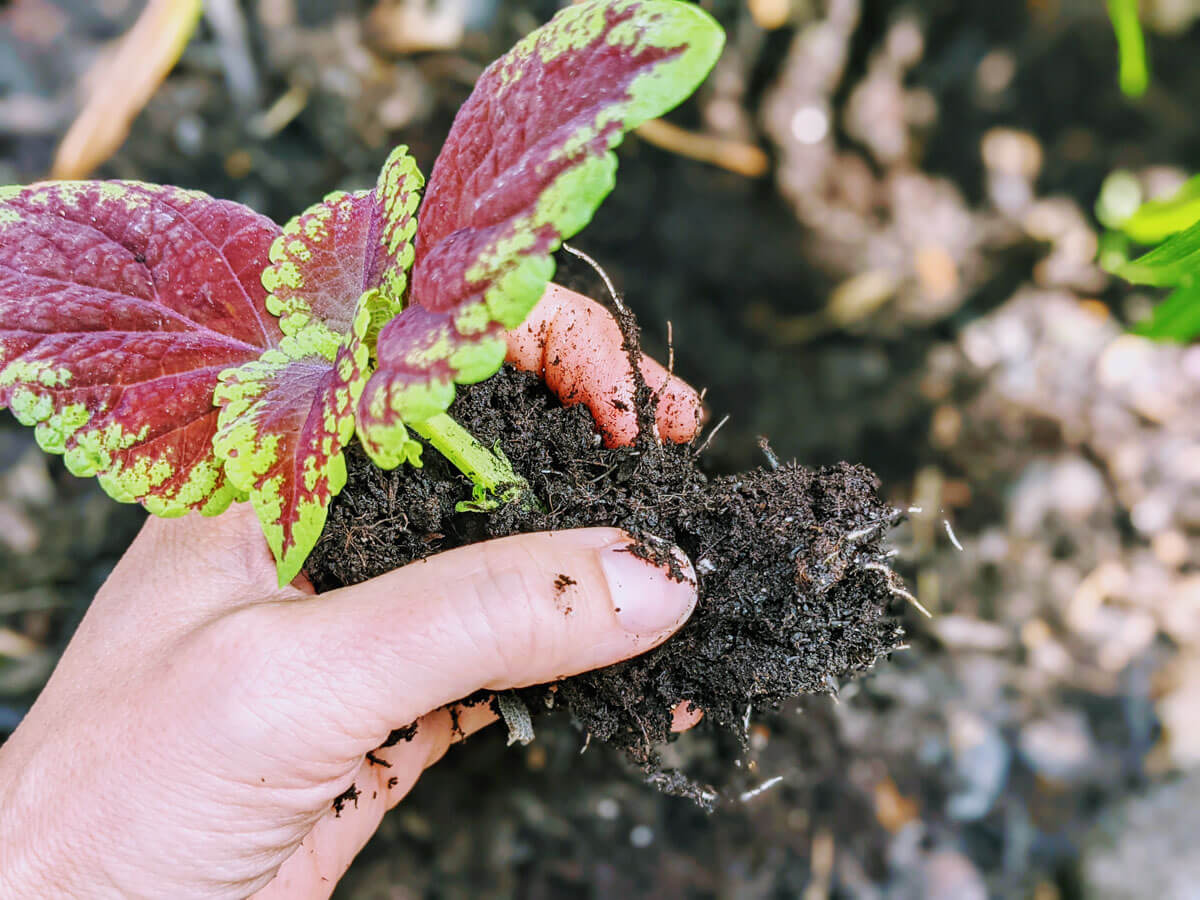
[{"left": 507, "top": 283, "right": 702, "bottom": 447}]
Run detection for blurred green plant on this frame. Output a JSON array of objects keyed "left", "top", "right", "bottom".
[
  {"left": 1099, "top": 171, "right": 1200, "bottom": 341},
  {"left": 1107, "top": 0, "right": 1149, "bottom": 98}
]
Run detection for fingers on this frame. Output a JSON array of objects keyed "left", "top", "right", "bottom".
[
  {"left": 263, "top": 528, "right": 696, "bottom": 748},
  {"left": 507, "top": 283, "right": 702, "bottom": 447},
  {"left": 671, "top": 701, "right": 704, "bottom": 732},
  {"left": 252, "top": 703, "right": 497, "bottom": 900}
]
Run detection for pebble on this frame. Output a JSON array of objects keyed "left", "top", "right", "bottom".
[
  {"left": 946, "top": 710, "right": 1010, "bottom": 821},
  {"left": 629, "top": 825, "right": 654, "bottom": 848},
  {"left": 1082, "top": 771, "right": 1200, "bottom": 898},
  {"left": 1018, "top": 711, "right": 1095, "bottom": 782}
]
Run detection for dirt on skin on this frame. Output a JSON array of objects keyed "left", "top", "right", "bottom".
[{"left": 306, "top": 358, "right": 903, "bottom": 800}]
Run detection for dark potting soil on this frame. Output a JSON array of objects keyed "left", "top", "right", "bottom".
[{"left": 306, "top": 363, "right": 904, "bottom": 800}]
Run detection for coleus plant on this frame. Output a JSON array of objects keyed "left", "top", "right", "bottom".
[{"left": 0, "top": 0, "right": 724, "bottom": 585}]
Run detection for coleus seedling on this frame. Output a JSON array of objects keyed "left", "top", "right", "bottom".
[{"left": 0, "top": 0, "right": 724, "bottom": 585}]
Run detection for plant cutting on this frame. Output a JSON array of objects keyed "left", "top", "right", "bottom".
[{"left": 0, "top": 0, "right": 903, "bottom": 791}]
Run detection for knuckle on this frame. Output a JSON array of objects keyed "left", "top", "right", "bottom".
[{"left": 455, "top": 542, "right": 556, "bottom": 684}]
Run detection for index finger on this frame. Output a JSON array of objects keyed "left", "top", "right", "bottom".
[{"left": 506, "top": 284, "right": 702, "bottom": 447}]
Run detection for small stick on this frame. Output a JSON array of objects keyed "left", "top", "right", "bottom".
[
  {"left": 693, "top": 414, "right": 730, "bottom": 457},
  {"left": 634, "top": 118, "right": 770, "bottom": 178}
]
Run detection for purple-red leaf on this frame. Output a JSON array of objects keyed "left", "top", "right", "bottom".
[
  {"left": 0, "top": 181, "right": 281, "bottom": 515},
  {"left": 361, "top": 0, "right": 723, "bottom": 455},
  {"left": 262, "top": 145, "right": 423, "bottom": 336},
  {"left": 214, "top": 294, "right": 378, "bottom": 585}
]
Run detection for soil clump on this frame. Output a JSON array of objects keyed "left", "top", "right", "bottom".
[{"left": 307, "top": 365, "right": 903, "bottom": 799}]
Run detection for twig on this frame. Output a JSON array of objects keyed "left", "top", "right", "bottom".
[
  {"left": 635, "top": 118, "right": 770, "bottom": 178},
  {"left": 250, "top": 83, "right": 309, "bottom": 138},
  {"left": 204, "top": 0, "right": 262, "bottom": 110}
]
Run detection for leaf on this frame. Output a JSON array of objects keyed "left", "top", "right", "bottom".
[
  {"left": 262, "top": 145, "right": 423, "bottom": 337},
  {"left": 1133, "top": 284, "right": 1200, "bottom": 342},
  {"left": 0, "top": 180, "right": 282, "bottom": 516},
  {"left": 356, "top": 304, "right": 506, "bottom": 469},
  {"left": 214, "top": 292, "right": 379, "bottom": 585},
  {"left": 1112, "top": 218, "right": 1200, "bottom": 287},
  {"left": 1121, "top": 174, "right": 1200, "bottom": 244},
  {"left": 361, "top": 0, "right": 724, "bottom": 454}
]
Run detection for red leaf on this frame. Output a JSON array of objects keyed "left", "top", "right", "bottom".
[
  {"left": 362, "top": 0, "right": 722, "bottom": 443},
  {"left": 262, "top": 146, "right": 423, "bottom": 336},
  {"left": 0, "top": 181, "right": 281, "bottom": 515},
  {"left": 214, "top": 307, "right": 373, "bottom": 585}
]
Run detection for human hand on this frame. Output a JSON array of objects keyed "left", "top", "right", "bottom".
[{"left": 0, "top": 285, "right": 701, "bottom": 899}]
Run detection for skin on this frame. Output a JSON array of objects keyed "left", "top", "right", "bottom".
[{"left": 0, "top": 285, "right": 702, "bottom": 899}]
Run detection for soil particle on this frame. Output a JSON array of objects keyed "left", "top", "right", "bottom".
[
  {"left": 332, "top": 783, "right": 360, "bottom": 817},
  {"left": 365, "top": 751, "right": 391, "bottom": 768},
  {"left": 307, "top": 366, "right": 903, "bottom": 792},
  {"left": 378, "top": 723, "right": 418, "bottom": 748}
]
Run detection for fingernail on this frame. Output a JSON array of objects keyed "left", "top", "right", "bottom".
[{"left": 600, "top": 542, "right": 696, "bottom": 634}]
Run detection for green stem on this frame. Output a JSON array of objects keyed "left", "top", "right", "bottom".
[
  {"left": 1107, "top": 0, "right": 1149, "bottom": 99},
  {"left": 412, "top": 412, "right": 529, "bottom": 505}
]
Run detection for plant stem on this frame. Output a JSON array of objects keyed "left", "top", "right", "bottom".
[{"left": 412, "top": 412, "right": 529, "bottom": 504}]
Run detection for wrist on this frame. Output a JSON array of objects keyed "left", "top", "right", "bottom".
[{"left": 0, "top": 730, "right": 106, "bottom": 898}]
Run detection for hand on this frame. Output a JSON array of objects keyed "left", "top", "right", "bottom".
[{"left": 0, "top": 285, "right": 701, "bottom": 900}]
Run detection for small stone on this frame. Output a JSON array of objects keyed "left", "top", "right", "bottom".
[
  {"left": 981, "top": 128, "right": 1043, "bottom": 179},
  {"left": 933, "top": 616, "right": 1010, "bottom": 652},
  {"left": 0, "top": 502, "right": 38, "bottom": 555},
  {"left": 1082, "top": 770, "right": 1200, "bottom": 898},
  {"left": 629, "top": 824, "right": 654, "bottom": 848},
  {"left": 946, "top": 710, "right": 1010, "bottom": 821},
  {"left": 595, "top": 797, "right": 620, "bottom": 821},
  {"left": 920, "top": 849, "right": 989, "bottom": 900},
  {"left": 1019, "top": 711, "right": 1095, "bottom": 782}
]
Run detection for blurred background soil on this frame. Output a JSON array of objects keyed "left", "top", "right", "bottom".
[{"left": 2, "top": 0, "right": 1200, "bottom": 897}]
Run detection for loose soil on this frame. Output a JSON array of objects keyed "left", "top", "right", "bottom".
[{"left": 306, "top": 364, "right": 903, "bottom": 797}]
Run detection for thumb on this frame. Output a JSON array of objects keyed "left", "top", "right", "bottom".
[{"left": 265, "top": 528, "right": 696, "bottom": 744}]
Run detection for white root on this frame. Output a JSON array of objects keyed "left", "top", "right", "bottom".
[{"left": 862, "top": 561, "right": 932, "bottom": 618}]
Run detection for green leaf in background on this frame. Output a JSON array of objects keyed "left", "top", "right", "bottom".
[
  {"left": 1107, "top": 0, "right": 1149, "bottom": 99},
  {"left": 1112, "top": 218, "right": 1200, "bottom": 287},
  {"left": 1121, "top": 174, "right": 1200, "bottom": 244},
  {"left": 1132, "top": 283, "right": 1200, "bottom": 342}
]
